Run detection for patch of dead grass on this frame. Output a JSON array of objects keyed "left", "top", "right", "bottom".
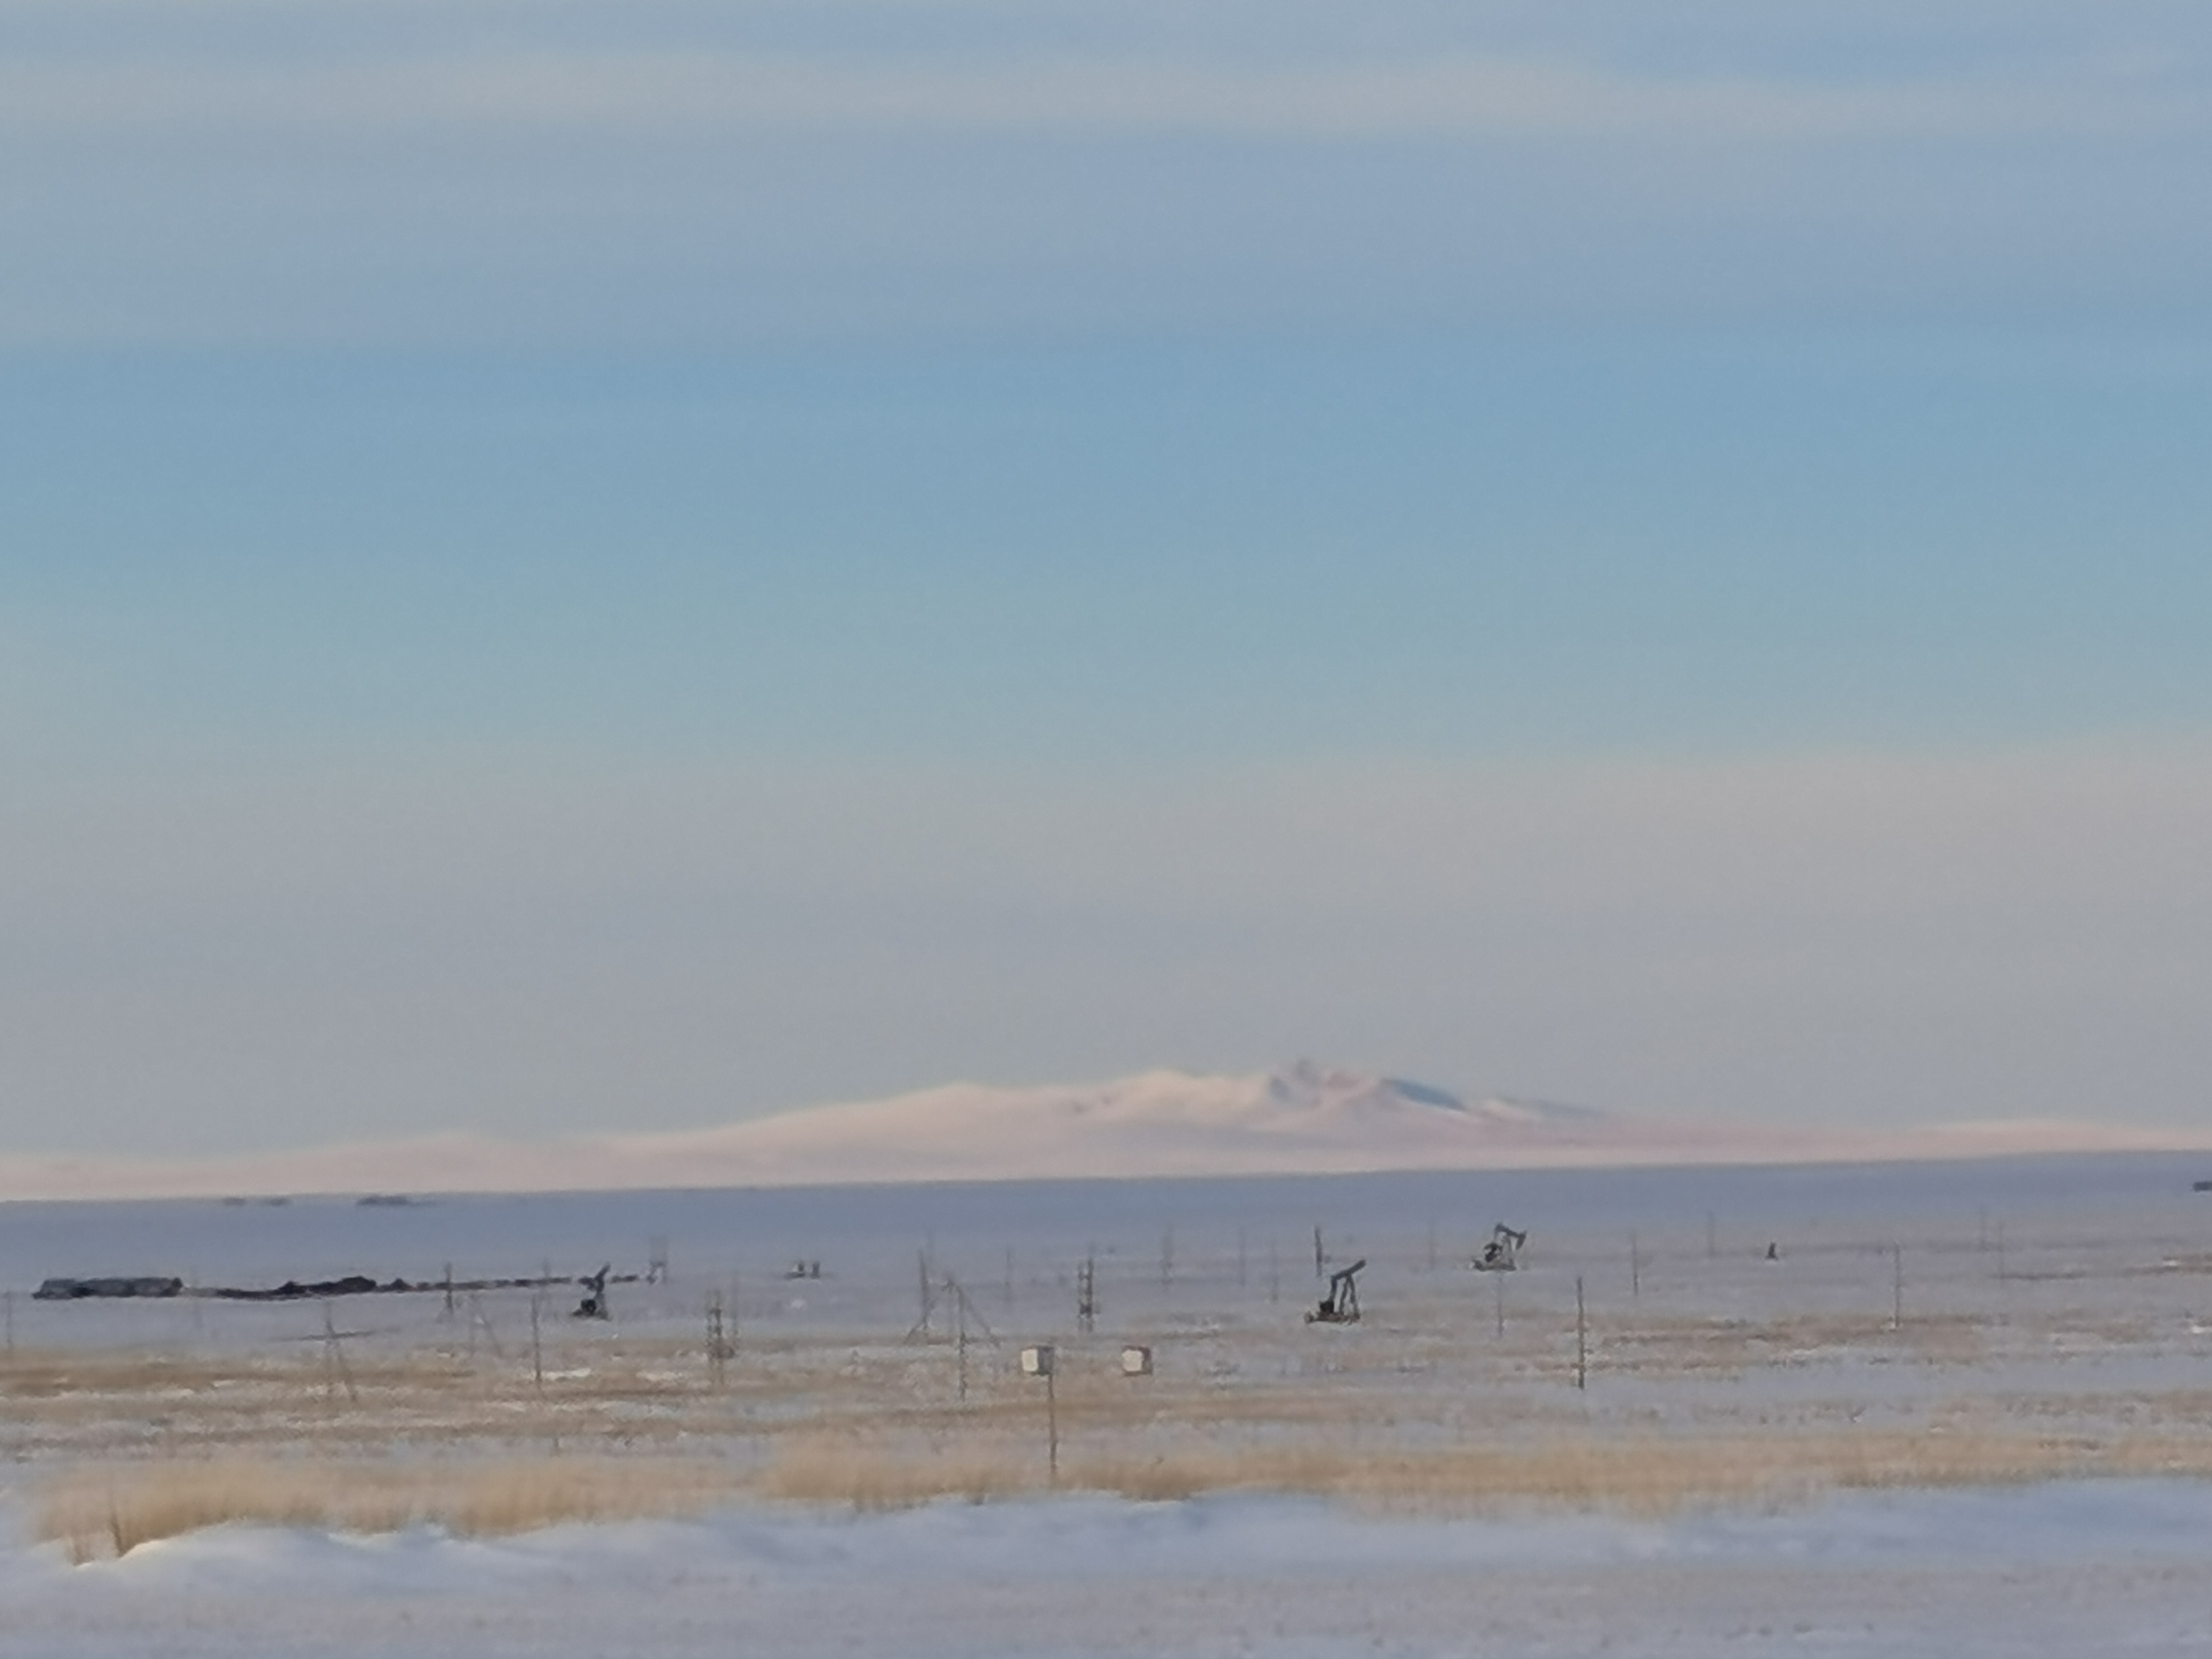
[
  {"left": 36, "top": 1457, "right": 743, "bottom": 1563},
  {"left": 754, "top": 1424, "right": 2212, "bottom": 1518},
  {"left": 36, "top": 1421, "right": 2212, "bottom": 1561}
]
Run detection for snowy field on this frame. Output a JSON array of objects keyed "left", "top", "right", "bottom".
[
  {"left": 8, "top": 1153, "right": 2212, "bottom": 1653},
  {"left": 9, "top": 1483, "right": 2212, "bottom": 1656}
]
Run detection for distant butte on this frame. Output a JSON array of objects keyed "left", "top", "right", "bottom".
[{"left": 2, "top": 1061, "right": 2206, "bottom": 1202}]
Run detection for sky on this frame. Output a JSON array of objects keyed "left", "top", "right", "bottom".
[{"left": 2, "top": 0, "right": 2209, "bottom": 1159}]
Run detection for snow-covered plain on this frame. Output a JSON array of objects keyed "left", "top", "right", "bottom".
[{"left": 9, "top": 1151, "right": 2212, "bottom": 1654}]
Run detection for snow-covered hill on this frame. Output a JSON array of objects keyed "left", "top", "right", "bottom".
[
  {"left": 2, "top": 1060, "right": 2203, "bottom": 1201},
  {"left": 599, "top": 1059, "right": 1647, "bottom": 1187}
]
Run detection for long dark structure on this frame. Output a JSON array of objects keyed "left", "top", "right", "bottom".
[{"left": 34, "top": 1268, "right": 641, "bottom": 1303}]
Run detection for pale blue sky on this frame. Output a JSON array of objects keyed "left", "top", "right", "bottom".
[
  {"left": 2, "top": 1, "right": 2208, "bottom": 1157},
  {"left": 9, "top": 330, "right": 2209, "bottom": 763}
]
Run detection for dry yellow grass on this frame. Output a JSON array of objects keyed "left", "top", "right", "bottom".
[
  {"left": 36, "top": 1457, "right": 745, "bottom": 1564},
  {"left": 759, "top": 1436, "right": 1031, "bottom": 1508},
  {"left": 37, "top": 1420, "right": 2212, "bottom": 1562},
  {"left": 730, "top": 1423, "right": 2212, "bottom": 1517}
]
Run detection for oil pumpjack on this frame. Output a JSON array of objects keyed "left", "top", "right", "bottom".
[
  {"left": 1471, "top": 1225, "right": 1527, "bottom": 1272},
  {"left": 573, "top": 1263, "right": 612, "bottom": 1319},
  {"left": 1306, "top": 1258, "right": 1365, "bottom": 1324}
]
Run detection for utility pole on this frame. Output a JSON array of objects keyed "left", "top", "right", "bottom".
[
  {"left": 705, "top": 1290, "right": 730, "bottom": 1388},
  {"left": 956, "top": 1280, "right": 969, "bottom": 1402},
  {"left": 1575, "top": 1277, "right": 1587, "bottom": 1391},
  {"left": 1021, "top": 1347, "right": 1059, "bottom": 1488},
  {"left": 320, "top": 1303, "right": 359, "bottom": 1405}
]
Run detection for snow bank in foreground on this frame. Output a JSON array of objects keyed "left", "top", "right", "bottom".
[
  {"left": 8, "top": 1484, "right": 2212, "bottom": 1657},
  {"left": 4, "top": 1482, "right": 2206, "bottom": 1587}
]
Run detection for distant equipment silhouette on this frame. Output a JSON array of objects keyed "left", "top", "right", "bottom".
[
  {"left": 1306, "top": 1259, "right": 1365, "bottom": 1325},
  {"left": 573, "top": 1263, "right": 612, "bottom": 1319},
  {"left": 1472, "top": 1224, "right": 1527, "bottom": 1272}
]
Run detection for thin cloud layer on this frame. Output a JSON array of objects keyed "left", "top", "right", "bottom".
[
  {"left": 3, "top": 0, "right": 2207, "bottom": 343},
  {"left": 4, "top": 51, "right": 2201, "bottom": 143}
]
